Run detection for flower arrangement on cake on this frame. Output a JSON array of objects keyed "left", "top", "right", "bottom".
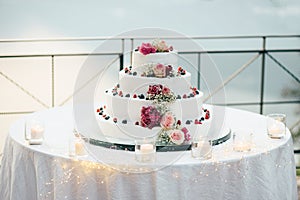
[
  {"left": 137, "top": 39, "right": 173, "bottom": 55},
  {"left": 140, "top": 84, "right": 191, "bottom": 145}
]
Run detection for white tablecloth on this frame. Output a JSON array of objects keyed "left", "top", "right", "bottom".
[{"left": 0, "top": 106, "right": 297, "bottom": 200}]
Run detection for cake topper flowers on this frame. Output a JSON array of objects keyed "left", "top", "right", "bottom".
[{"left": 137, "top": 39, "right": 173, "bottom": 55}]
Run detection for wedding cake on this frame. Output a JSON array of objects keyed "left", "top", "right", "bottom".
[{"left": 96, "top": 39, "right": 212, "bottom": 145}]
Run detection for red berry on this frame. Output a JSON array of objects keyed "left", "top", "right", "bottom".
[
  {"left": 194, "top": 119, "right": 199, "bottom": 124},
  {"left": 96, "top": 108, "right": 100, "bottom": 113},
  {"left": 103, "top": 105, "right": 106, "bottom": 109},
  {"left": 178, "top": 66, "right": 182, "bottom": 71},
  {"left": 177, "top": 120, "right": 181, "bottom": 125},
  {"left": 133, "top": 94, "right": 137, "bottom": 98},
  {"left": 118, "top": 91, "right": 123, "bottom": 96},
  {"left": 183, "top": 94, "right": 187, "bottom": 99},
  {"left": 205, "top": 110, "right": 210, "bottom": 119}
]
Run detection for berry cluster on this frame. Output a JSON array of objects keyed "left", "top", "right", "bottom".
[
  {"left": 96, "top": 106, "right": 129, "bottom": 124},
  {"left": 96, "top": 106, "right": 110, "bottom": 120},
  {"left": 124, "top": 66, "right": 138, "bottom": 76},
  {"left": 177, "top": 66, "right": 186, "bottom": 75},
  {"left": 184, "top": 109, "right": 210, "bottom": 125}
]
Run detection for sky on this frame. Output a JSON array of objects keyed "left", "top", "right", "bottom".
[{"left": 0, "top": 0, "right": 299, "bottom": 39}]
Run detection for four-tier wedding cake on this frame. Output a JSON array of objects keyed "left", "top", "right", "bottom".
[{"left": 96, "top": 40, "right": 212, "bottom": 145}]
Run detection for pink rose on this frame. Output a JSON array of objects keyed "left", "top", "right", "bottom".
[
  {"left": 181, "top": 127, "right": 191, "bottom": 141},
  {"left": 162, "top": 86, "right": 170, "bottom": 95},
  {"left": 160, "top": 112, "right": 175, "bottom": 129},
  {"left": 153, "top": 64, "right": 166, "bottom": 78},
  {"left": 139, "top": 43, "right": 156, "bottom": 55},
  {"left": 168, "top": 129, "right": 185, "bottom": 145}
]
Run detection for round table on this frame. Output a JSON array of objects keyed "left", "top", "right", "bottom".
[{"left": 0, "top": 106, "right": 297, "bottom": 200}]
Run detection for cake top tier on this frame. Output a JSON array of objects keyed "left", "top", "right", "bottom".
[{"left": 132, "top": 39, "right": 178, "bottom": 68}]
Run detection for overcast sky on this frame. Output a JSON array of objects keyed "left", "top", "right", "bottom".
[{"left": 0, "top": 0, "right": 299, "bottom": 39}]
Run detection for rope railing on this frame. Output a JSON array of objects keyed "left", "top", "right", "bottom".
[
  {"left": 0, "top": 71, "right": 49, "bottom": 108},
  {"left": 203, "top": 53, "right": 261, "bottom": 103}
]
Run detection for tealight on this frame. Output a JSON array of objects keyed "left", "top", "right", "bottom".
[
  {"left": 232, "top": 130, "right": 252, "bottom": 152},
  {"left": 267, "top": 114, "right": 286, "bottom": 139},
  {"left": 25, "top": 119, "right": 44, "bottom": 145},
  {"left": 135, "top": 137, "right": 156, "bottom": 163},
  {"left": 191, "top": 138, "right": 212, "bottom": 160}
]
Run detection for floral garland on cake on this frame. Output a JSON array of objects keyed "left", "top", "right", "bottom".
[
  {"left": 124, "top": 64, "right": 186, "bottom": 78},
  {"left": 140, "top": 84, "right": 191, "bottom": 145}
]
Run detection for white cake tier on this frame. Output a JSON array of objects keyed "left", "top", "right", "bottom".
[
  {"left": 97, "top": 117, "right": 212, "bottom": 141},
  {"left": 119, "top": 70, "right": 192, "bottom": 96},
  {"left": 104, "top": 90, "right": 203, "bottom": 122},
  {"left": 132, "top": 51, "right": 178, "bottom": 68}
]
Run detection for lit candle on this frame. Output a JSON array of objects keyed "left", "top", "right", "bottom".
[
  {"left": 75, "top": 140, "right": 85, "bottom": 156},
  {"left": 268, "top": 124, "right": 284, "bottom": 134},
  {"left": 140, "top": 144, "right": 154, "bottom": 154},
  {"left": 233, "top": 142, "right": 251, "bottom": 152},
  {"left": 267, "top": 121, "right": 285, "bottom": 139},
  {"left": 30, "top": 125, "right": 44, "bottom": 139},
  {"left": 191, "top": 141, "right": 212, "bottom": 159}
]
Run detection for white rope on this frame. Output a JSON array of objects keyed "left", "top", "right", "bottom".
[
  {"left": 0, "top": 71, "right": 49, "bottom": 108},
  {"left": 203, "top": 53, "right": 261, "bottom": 103},
  {"left": 59, "top": 56, "right": 120, "bottom": 106}
]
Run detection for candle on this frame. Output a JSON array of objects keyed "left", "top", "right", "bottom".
[
  {"left": 267, "top": 122, "right": 285, "bottom": 139},
  {"left": 233, "top": 142, "right": 251, "bottom": 152},
  {"left": 135, "top": 142, "right": 156, "bottom": 163},
  {"left": 191, "top": 141, "right": 212, "bottom": 159},
  {"left": 140, "top": 144, "right": 154, "bottom": 154},
  {"left": 30, "top": 125, "right": 44, "bottom": 139},
  {"left": 75, "top": 140, "right": 85, "bottom": 156},
  {"left": 267, "top": 114, "right": 286, "bottom": 139}
]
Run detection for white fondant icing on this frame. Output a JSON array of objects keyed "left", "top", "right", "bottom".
[
  {"left": 95, "top": 111, "right": 227, "bottom": 142},
  {"left": 132, "top": 51, "right": 178, "bottom": 68},
  {"left": 119, "top": 70, "right": 192, "bottom": 95},
  {"left": 105, "top": 91, "right": 203, "bottom": 122}
]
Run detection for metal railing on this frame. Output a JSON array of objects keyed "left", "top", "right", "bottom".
[{"left": 0, "top": 35, "right": 299, "bottom": 122}]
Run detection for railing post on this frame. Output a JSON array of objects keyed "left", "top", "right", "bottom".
[
  {"left": 197, "top": 53, "right": 201, "bottom": 89},
  {"left": 130, "top": 38, "right": 134, "bottom": 66},
  {"left": 51, "top": 55, "right": 55, "bottom": 107},
  {"left": 259, "top": 37, "right": 266, "bottom": 114},
  {"left": 120, "top": 39, "right": 125, "bottom": 71}
]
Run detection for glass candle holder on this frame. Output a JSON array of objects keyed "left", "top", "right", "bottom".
[
  {"left": 69, "top": 134, "right": 87, "bottom": 157},
  {"left": 135, "top": 137, "right": 156, "bottom": 163},
  {"left": 191, "top": 137, "right": 212, "bottom": 160},
  {"left": 267, "top": 114, "right": 286, "bottom": 139},
  {"left": 232, "top": 130, "right": 252, "bottom": 152},
  {"left": 25, "top": 119, "right": 44, "bottom": 145}
]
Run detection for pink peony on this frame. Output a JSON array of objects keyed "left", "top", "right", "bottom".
[
  {"left": 140, "top": 106, "right": 162, "bottom": 129},
  {"left": 168, "top": 129, "right": 185, "bottom": 145},
  {"left": 153, "top": 64, "right": 166, "bottom": 78},
  {"left": 139, "top": 43, "right": 157, "bottom": 55},
  {"left": 160, "top": 112, "right": 175, "bottom": 129}
]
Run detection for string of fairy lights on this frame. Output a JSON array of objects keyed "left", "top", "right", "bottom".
[{"left": 32, "top": 138, "right": 294, "bottom": 199}]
